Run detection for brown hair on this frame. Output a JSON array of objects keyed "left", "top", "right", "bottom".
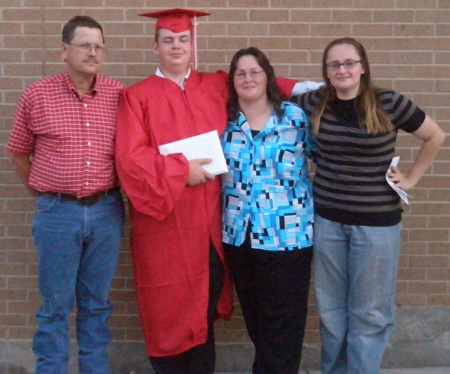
[
  {"left": 62, "top": 15, "right": 104, "bottom": 44},
  {"left": 227, "top": 47, "right": 284, "bottom": 122},
  {"left": 313, "top": 37, "right": 392, "bottom": 135}
]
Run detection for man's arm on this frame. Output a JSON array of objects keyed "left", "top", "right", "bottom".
[
  {"left": 10, "top": 153, "right": 35, "bottom": 196},
  {"left": 275, "top": 77, "right": 323, "bottom": 98},
  {"left": 115, "top": 87, "right": 192, "bottom": 220}
]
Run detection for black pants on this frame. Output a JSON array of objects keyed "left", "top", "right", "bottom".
[
  {"left": 149, "top": 244, "right": 224, "bottom": 374},
  {"left": 224, "top": 240, "right": 312, "bottom": 374}
]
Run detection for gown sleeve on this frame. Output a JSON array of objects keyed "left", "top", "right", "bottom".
[
  {"left": 115, "top": 88, "right": 190, "bottom": 220},
  {"left": 276, "top": 77, "right": 297, "bottom": 98},
  {"left": 275, "top": 77, "right": 323, "bottom": 98}
]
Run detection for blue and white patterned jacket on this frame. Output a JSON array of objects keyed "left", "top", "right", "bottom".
[{"left": 221, "top": 101, "right": 316, "bottom": 251}]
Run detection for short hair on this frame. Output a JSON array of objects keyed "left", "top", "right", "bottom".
[
  {"left": 227, "top": 47, "right": 284, "bottom": 122},
  {"left": 62, "top": 15, "right": 104, "bottom": 44},
  {"left": 154, "top": 29, "right": 191, "bottom": 43}
]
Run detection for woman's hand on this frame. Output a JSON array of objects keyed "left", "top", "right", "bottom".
[{"left": 387, "top": 165, "right": 413, "bottom": 191}]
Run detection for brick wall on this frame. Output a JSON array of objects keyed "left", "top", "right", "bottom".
[{"left": 1, "top": 0, "right": 449, "bottom": 350}]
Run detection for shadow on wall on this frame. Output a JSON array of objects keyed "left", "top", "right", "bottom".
[{"left": 0, "top": 363, "right": 30, "bottom": 374}]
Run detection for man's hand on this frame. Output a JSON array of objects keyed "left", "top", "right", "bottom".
[
  {"left": 187, "top": 158, "right": 215, "bottom": 186},
  {"left": 10, "top": 153, "right": 36, "bottom": 196}
]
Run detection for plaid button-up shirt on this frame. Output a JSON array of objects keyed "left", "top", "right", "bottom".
[{"left": 7, "top": 72, "right": 123, "bottom": 197}]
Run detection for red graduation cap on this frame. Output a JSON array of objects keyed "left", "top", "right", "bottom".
[{"left": 139, "top": 8, "right": 210, "bottom": 70}]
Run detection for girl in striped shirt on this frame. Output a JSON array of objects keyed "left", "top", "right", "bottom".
[{"left": 291, "top": 37, "right": 445, "bottom": 374}]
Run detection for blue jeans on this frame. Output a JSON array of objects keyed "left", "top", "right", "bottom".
[
  {"left": 32, "top": 190, "right": 124, "bottom": 374},
  {"left": 313, "top": 214, "right": 401, "bottom": 374}
]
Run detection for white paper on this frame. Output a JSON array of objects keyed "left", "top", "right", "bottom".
[
  {"left": 386, "top": 156, "right": 412, "bottom": 204},
  {"left": 158, "top": 130, "right": 228, "bottom": 175}
]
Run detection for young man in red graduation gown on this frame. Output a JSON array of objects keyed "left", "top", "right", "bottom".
[{"left": 114, "top": 8, "right": 319, "bottom": 373}]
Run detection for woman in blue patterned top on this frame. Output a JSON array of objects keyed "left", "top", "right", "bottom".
[{"left": 221, "top": 47, "right": 317, "bottom": 373}]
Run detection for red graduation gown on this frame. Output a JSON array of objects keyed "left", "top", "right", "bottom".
[{"left": 115, "top": 70, "right": 295, "bottom": 357}]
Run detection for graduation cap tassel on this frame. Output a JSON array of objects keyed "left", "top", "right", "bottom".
[{"left": 193, "top": 16, "right": 198, "bottom": 70}]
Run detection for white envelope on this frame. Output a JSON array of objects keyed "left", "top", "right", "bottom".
[
  {"left": 386, "top": 156, "right": 413, "bottom": 205},
  {"left": 158, "top": 130, "right": 228, "bottom": 175}
]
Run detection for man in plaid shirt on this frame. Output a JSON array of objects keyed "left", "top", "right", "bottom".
[{"left": 7, "top": 15, "right": 124, "bottom": 374}]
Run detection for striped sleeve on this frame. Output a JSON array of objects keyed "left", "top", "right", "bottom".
[{"left": 378, "top": 90, "right": 425, "bottom": 133}]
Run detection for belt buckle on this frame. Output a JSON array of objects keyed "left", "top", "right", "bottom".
[
  {"left": 77, "top": 193, "right": 101, "bottom": 205},
  {"left": 78, "top": 188, "right": 114, "bottom": 205}
]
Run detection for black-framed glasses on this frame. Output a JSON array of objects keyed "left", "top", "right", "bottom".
[
  {"left": 235, "top": 69, "right": 265, "bottom": 80},
  {"left": 66, "top": 42, "right": 106, "bottom": 53},
  {"left": 326, "top": 59, "right": 362, "bottom": 70}
]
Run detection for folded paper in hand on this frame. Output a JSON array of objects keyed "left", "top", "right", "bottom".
[
  {"left": 158, "top": 130, "right": 228, "bottom": 175},
  {"left": 386, "top": 156, "right": 412, "bottom": 205}
]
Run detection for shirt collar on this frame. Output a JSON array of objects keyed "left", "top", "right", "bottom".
[
  {"left": 236, "top": 109, "right": 277, "bottom": 140},
  {"left": 155, "top": 67, "right": 191, "bottom": 90},
  {"left": 64, "top": 71, "right": 98, "bottom": 96}
]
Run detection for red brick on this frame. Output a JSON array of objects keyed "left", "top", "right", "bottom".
[
  {"left": 396, "top": 294, "right": 427, "bottom": 307},
  {"left": 409, "top": 255, "right": 449, "bottom": 268},
  {"left": 408, "top": 281, "right": 448, "bottom": 294}
]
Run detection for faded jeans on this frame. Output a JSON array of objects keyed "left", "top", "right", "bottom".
[{"left": 313, "top": 214, "right": 401, "bottom": 374}]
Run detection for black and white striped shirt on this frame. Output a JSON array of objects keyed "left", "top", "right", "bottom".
[{"left": 291, "top": 89, "right": 425, "bottom": 226}]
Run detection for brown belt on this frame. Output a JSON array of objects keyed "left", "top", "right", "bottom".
[{"left": 37, "top": 187, "right": 120, "bottom": 206}]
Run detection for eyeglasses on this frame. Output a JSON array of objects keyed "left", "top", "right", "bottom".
[
  {"left": 66, "top": 42, "right": 106, "bottom": 53},
  {"left": 235, "top": 70, "right": 265, "bottom": 80},
  {"left": 326, "top": 59, "right": 362, "bottom": 70}
]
